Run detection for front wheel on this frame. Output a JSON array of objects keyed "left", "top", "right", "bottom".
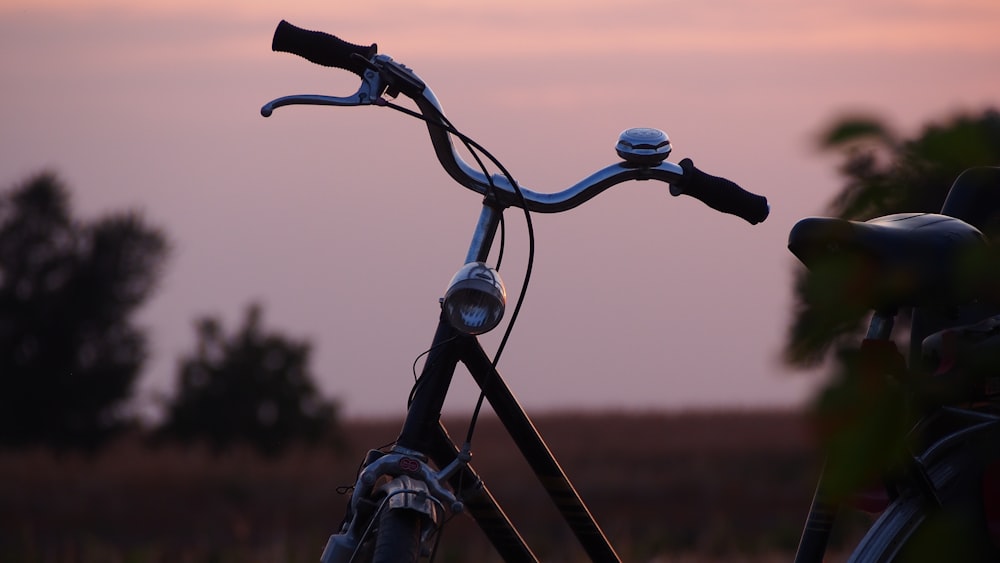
[{"left": 371, "top": 507, "right": 424, "bottom": 563}]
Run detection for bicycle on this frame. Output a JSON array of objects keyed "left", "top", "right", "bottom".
[
  {"left": 261, "top": 20, "right": 769, "bottom": 563},
  {"left": 787, "top": 166, "right": 1000, "bottom": 562}
]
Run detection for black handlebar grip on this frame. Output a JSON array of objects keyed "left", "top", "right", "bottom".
[
  {"left": 272, "top": 20, "right": 377, "bottom": 78},
  {"left": 674, "top": 158, "right": 769, "bottom": 224}
]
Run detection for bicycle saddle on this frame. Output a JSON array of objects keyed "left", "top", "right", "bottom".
[{"left": 788, "top": 213, "right": 987, "bottom": 308}]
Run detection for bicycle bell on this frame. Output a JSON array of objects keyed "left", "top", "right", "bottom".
[
  {"left": 442, "top": 262, "right": 507, "bottom": 335},
  {"left": 615, "top": 127, "right": 671, "bottom": 166}
]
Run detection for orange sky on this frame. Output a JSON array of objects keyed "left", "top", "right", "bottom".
[
  {"left": 3, "top": 0, "right": 1000, "bottom": 418},
  {"left": 6, "top": 0, "right": 1000, "bottom": 57}
]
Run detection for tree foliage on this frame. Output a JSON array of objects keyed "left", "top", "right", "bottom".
[
  {"left": 157, "top": 303, "right": 339, "bottom": 456},
  {"left": 785, "top": 108, "right": 1000, "bottom": 498},
  {"left": 0, "top": 172, "right": 168, "bottom": 450},
  {"left": 786, "top": 108, "right": 1000, "bottom": 366}
]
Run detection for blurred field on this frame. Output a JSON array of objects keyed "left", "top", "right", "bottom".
[{"left": 0, "top": 409, "right": 869, "bottom": 562}]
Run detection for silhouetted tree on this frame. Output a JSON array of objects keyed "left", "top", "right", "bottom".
[
  {"left": 0, "top": 172, "right": 168, "bottom": 450},
  {"left": 157, "top": 303, "right": 339, "bottom": 456}
]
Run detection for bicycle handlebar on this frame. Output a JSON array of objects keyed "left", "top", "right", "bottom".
[{"left": 262, "top": 20, "right": 770, "bottom": 224}]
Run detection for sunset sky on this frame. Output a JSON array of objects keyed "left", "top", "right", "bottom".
[{"left": 3, "top": 0, "right": 1000, "bottom": 419}]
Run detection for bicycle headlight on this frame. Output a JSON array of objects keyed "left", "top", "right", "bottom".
[{"left": 442, "top": 262, "right": 506, "bottom": 335}]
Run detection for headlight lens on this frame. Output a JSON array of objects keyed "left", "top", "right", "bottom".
[{"left": 442, "top": 262, "right": 506, "bottom": 335}]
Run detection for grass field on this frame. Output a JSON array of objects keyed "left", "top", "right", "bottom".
[{"left": 0, "top": 409, "right": 870, "bottom": 562}]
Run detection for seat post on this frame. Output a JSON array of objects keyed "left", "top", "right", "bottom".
[{"left": 794, "top": 307, "right": 899, "bottom": 563}]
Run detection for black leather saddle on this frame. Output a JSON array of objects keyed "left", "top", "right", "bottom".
[{"left": 788, "top": 213, "right": 987, "bottom": 308}]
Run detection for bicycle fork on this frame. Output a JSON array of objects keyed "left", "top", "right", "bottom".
[{"left": 320, "top": 444, "right": 471, "bottom": 563}]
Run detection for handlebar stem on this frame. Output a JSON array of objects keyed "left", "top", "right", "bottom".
[{"left": 466, "top": 203, "right": 503, "bottom": 264}]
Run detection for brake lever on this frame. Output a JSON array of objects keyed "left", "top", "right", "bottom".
[
  {"left": 261, "top": 52, "right": 427, "bottom": 117},
  {"left": 260, "top": 63, "right": 385, "bottom": 117}
]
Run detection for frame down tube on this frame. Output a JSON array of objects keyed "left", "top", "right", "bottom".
[
  {"left": 455, "top": 335, "right": 622, "bottom": 563},
  {"left": 397, "top": 314, "right": 539, "bottom": 561},
  {"left": 426, "top": 422, "right": 540, "bottom": 562}
]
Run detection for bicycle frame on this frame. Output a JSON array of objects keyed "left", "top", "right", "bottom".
[
  {"left": 412, "top": 318, "right": 619, "bottom": 561},
  {"left": 369, "top": 201, "right": 620, "bottom": 562}
]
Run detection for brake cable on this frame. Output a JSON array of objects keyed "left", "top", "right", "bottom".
[{"left": 379, "top": 98, "right": 536, "bottom": 447}]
